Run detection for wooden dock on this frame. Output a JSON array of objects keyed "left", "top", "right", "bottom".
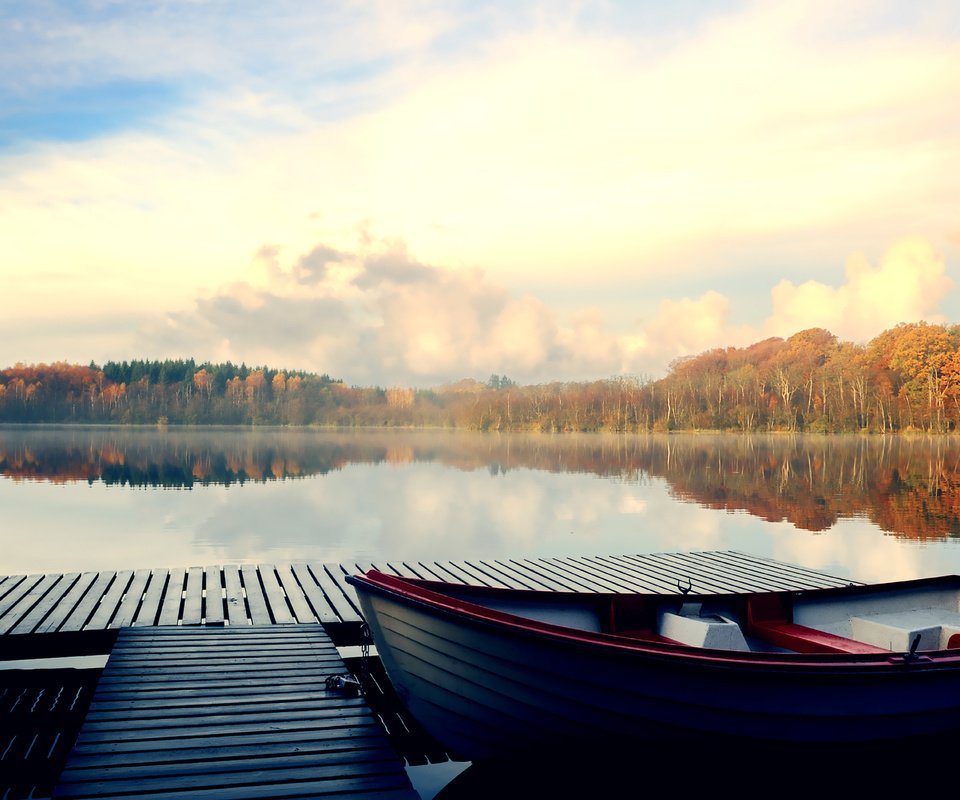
[
  {"left": 0, "top": 552, "right": 857, "bottom": 651},
  {"left": 52, "top": 625, "right": 418, "bottom": 799}
]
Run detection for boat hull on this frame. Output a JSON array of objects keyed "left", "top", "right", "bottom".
[{"left": 351, "top": 575, "right": 960, "bottom": 761}]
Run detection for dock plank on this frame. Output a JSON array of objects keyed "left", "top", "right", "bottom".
[
  {"left": 203, "top": 566, "right": 224, "bottom": 626},
  {"left": 158, "top": 568, "right": 186, "bottom": 626},
  {"left": 108, "top": 569, "right": 152, "bottom": 630},
  {"left": 240, "top": 564, "right": 272, "bottom": 625},
  {"left": 132, "top": 569, "right": 167, "bottom": 627},
  {"left": 258, "top": 564, "right": 295, "bottom": 624},
  {"left": 571, "top": 556, "right": 671, "bottom": 592},
  {"left": 0, "top": 573, "right": 43, "bottom": 623},
  {"left": 2, "top": 572, "right": 75, "bottom": 634},
  {"left": 290, "top": 563, "right": 340, "bottom": 625},
  {"left": 222, "top": 565, "right": 246, "bottom": 625},
  {"left": 313, "top": 564, "right": 362, "bottom": 623},
  {"left": 85, "top": 570, "right": 133, "bottom": 630},
  {"left": 274, "top": 564, "right": 316, "bottom": 624},
  {"left": 58, "top": 571, "right": 116, "bottom": 633},
  {"left": 33, "top": 572, "right": 99, "bottom": 634},
  {"left": 181, "top": 567, "right": 204, "bottom": 625}
]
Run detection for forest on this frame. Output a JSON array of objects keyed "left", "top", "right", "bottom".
[{"left": 2, "top": 321, "right": 960, "bottom": 432}]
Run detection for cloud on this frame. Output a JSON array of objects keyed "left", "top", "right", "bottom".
[
  {"left": 763, "top": 238, "right": 952, "bottom": 342},
  {"left": 129, "top": 233, "right": 956, "bottom": 386}
]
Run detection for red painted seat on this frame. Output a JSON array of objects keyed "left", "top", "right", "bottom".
[{"left": 746, "top": 593, "right": 889, "bottom": 655}]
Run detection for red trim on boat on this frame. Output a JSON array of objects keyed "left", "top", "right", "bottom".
[{"left": 350, "top": 570, "right": 960, "bottom": 669}]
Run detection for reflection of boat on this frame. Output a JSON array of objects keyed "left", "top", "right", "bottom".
[{"left": 347, "top": 570, "right": 960, "bottom": 762}]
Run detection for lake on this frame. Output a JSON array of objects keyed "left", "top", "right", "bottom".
[
  {"left": 5, "top": 426, "right": 960, "bottom": 797},
  {"left": 3, "top": 426, "right": 960, "bottom": 583}
]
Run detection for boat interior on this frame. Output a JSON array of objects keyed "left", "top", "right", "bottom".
[{"left": 434, "top": 577, "right": 960, "bottom": 655}]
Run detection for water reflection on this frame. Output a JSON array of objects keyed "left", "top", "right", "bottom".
[{"left": 3, "top": 427, "right": 960, "bottom": 543}]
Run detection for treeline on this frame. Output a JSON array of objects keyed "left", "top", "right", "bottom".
[
  {"left": 0, "top": 359, "right": 343, "bottom": 425},
  {"left": 3, "top": 321, "right": 960, "bottom": 431}
]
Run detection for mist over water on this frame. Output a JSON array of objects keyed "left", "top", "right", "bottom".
[{"left": 2, "top": 426, "right": 959, "bottom": 581}]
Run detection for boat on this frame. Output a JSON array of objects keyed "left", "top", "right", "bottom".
[{"left": 346, "top": 569, "right": 960, "bottom": 761}]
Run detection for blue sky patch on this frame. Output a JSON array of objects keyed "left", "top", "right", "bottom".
[{"left": 0, "top": 80, "right": 181, "bottom": 147}]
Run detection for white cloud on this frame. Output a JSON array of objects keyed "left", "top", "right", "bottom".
[{"left": 763, "top": 238, "right": 952, "bottom": 342}]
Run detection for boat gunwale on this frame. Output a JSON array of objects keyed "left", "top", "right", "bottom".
[{"left": 348, "top": 570, "right": 960, "bottom": 671}]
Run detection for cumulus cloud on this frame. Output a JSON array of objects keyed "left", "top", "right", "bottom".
[
  {"left": 763, "top": 237, "right": 952, "bottom": 342},
  {"left": 139, "top": 235, "right": 635, "bottom": 384},
  {"left": 135, "top": 234, "right": 956, "bottom": 386}
]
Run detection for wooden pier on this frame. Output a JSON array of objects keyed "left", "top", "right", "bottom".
[
  {"left": 52, "top": 626, "right": 418, "bottom": 799},
  {"left": 0, "top": 551, "right": 857, "bottom": 654}
]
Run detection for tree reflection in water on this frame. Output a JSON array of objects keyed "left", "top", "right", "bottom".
[{"left": 3, "top": 428, "right": 960, "bottom": 543}]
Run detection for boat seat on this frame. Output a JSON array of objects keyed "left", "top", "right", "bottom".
[
  {"left": 746, "top": 593, "right": 889, "bottom": 655},
  {"left": 747, "top": 619, "right": 890, "bottom": 654},
  {"left": 657, "top": 609, "right": 751, "bottom": 650},
  {"left": 849, "top": 609, "right": 960, "bottom": 651}
]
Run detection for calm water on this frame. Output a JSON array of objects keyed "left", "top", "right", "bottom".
[
  {"left": 5, "top": 426, "right": 960, "bottom": 797},
  {"left": 3, "top": 425, "right": 960, "bottom": 583}
]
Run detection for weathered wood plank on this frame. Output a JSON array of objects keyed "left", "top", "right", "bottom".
[
  {"left": 57, "top": 745, "right": 401, "bottom": 781},
  {"left": 571, "top": 556, "right": 672, "bottom": 592},
  {"left": 586, "top": 555, "right": 680, "bottom": 592},
  {"left": 108, "top": 569, "right": 152, "bottom": 629},
  {"left": 88, "top": 688, "right": 348, "bottom": 713},
  {"left": 181, "top": 566, "right": 204, "bottom": 625},
  {"left": 132, "top": 569, "right": 167, "bottom": 627},
  {"left": 31, "top": 571, "right": 98, "bottom": 633},
  {"left": 312, "top": 564, "right": 362, "bottom": 623},
  {"left": 578, "top": 555, "right": 669, "bottom": 592},
  {"left": 221, "top": 564, "right": 246, "bottom": 625},
  {"left": 62, "top": 730, "right": 389, "bottom": 768},
  {"left": 90, "top": 678, "right": 336, "bottom": 702},
  {"left": 157, "top": 568, "right": 186, "bottom": 626},
  {"left": 447, "top": 561, "right": 511, "bottom": 589},
  {"left": 463, "top": 560, "right": 527, "bottom": 589},
  {"left": 0, "top": 574, "right": 18, "bottom": 601},
  {"left": 85, "top": 570, "right": 133, "bottom": 630},
  {"left": 55, "top": 774, "right": 417, "bottom": 800},
  {"left": 628, "top": 552, "right": 751, "bottom": 593},
  {"left": 3, "top": 572, "right": 76, "bottom": 634},
  {"left": 592, "top": 556, "right": 677, "bottom": 594},
  {"left": 274, "top": 564, "right": 316, "bottom": 624},
  {"left": 428, "top": 561, "right": 481, "bottom": 585},
  {"left": 682, "top": 551, "right": 805, "bottom": 591},
  {"left": 104, "top": 632, "right": 335, "bottom": 650},
  {"left": 82, "top": 696, "right": 368, "bottom": 726},
  {"left": 203, "top": 566, "right": 224, "bottom": 626},
  {"left": 711, "top": 550, "right": 855, "bottom": 588},
  {"left": 58, "top": 571, "right": 116, "bottom": 633},
  {"left": 513, "top": 559, "right": 601, "bottom": 592},
  {"left": 492, "top": 559, "right": 573, "bottom": 591},
  {"left": 0, "top": 573, "right": 43, "bottom": 622},
  {"left": 239, "top": 564, "right": 272, "bottom": 625},
  {"left": 381, "top": 562, "right": 419, "bottom": 579},
  {"left": 55, "top": 758, "right": 413, "bottom": 797},
  {"left": 258, "top": 564, "right": 295, "bottom": 624}
]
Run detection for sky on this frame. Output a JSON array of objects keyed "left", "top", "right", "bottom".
[{"left": 2, "top": 0, "right": 959, "bottom": 387}]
